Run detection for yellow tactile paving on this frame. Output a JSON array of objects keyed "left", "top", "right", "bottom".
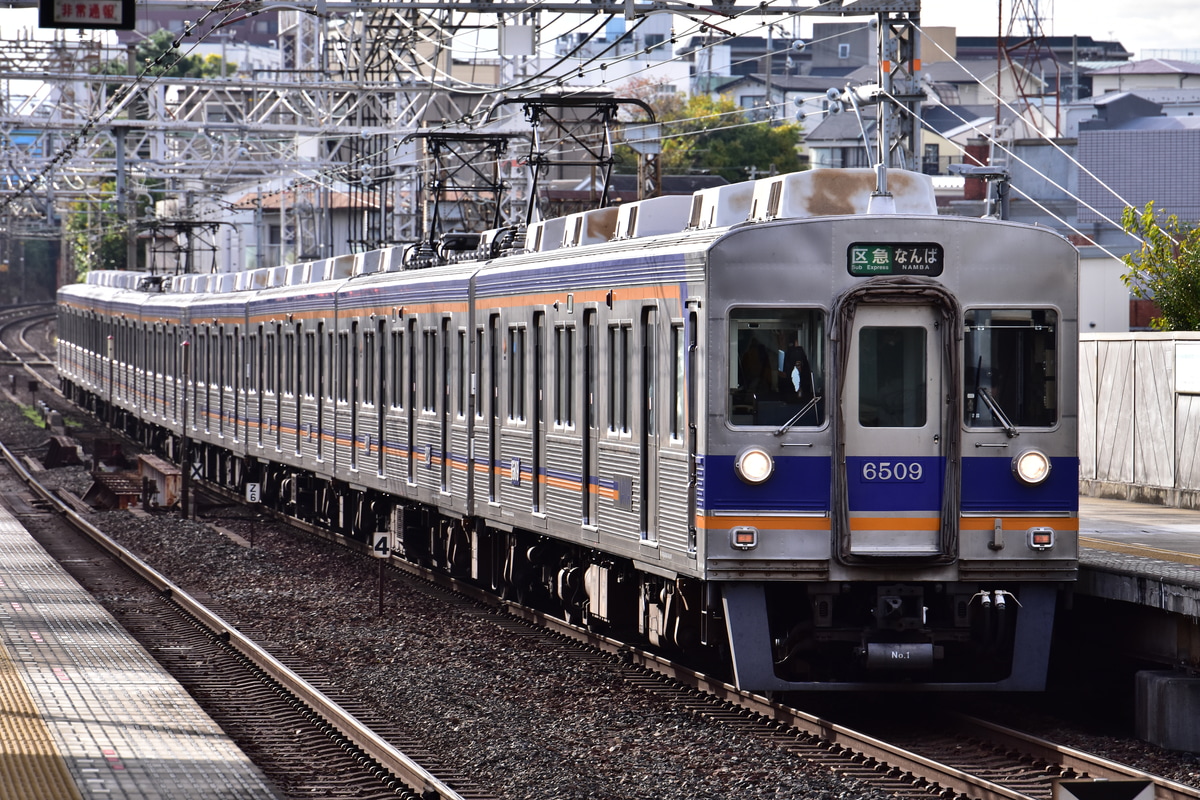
[
  {"left": 0, "top": 496, "right": 280, "bottom": 800},
  {"left": 0, "top": 637, "right": 82, "bottom": 800}
]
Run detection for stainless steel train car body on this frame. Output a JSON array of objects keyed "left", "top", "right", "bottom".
[
  {"left": 468, "top": 232, "right": 713, "bottom": 574},
  {"left": 702, "top": 212, "right": 1078, "bottom": 689},
  {"left": 57, "top": 168, "right": 1079, "bottom": 691}
]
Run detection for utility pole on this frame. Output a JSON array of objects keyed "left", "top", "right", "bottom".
[{"left": 125, "top": 43, "right": 138, "bottom": 271}]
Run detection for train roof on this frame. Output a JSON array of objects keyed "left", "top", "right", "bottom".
[{"left": 64, "top": 167, "right": 959, "bottom": 308}]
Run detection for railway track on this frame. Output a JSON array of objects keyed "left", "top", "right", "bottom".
[
  {"left": 0, "top": 441, "right": 489, "bottom": 800},
  {"left": 270, "top": 500, "right": 1200, "bottom": 800},
  {"left": 7, "top": 302, "right": 1199, "bottom": 800},
  {"left": 0, "top": 302, "right": 58, "bottom": 391}
]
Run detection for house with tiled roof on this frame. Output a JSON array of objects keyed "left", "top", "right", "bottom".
[{"left": 1090, "top": 59, "right": 1200, "bottom": 95}]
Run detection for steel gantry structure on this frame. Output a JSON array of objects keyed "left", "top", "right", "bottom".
[{"left": 0, "top": 0, "right": 925, "bottom": 278}]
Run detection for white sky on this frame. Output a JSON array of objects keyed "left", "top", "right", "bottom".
[{"left": 916, "top": 0, "right": 1199, "bottom": 61}]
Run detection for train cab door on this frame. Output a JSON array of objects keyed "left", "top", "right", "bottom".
[{"left": 842, "top": 303, "right": 945, "bottom": 557}]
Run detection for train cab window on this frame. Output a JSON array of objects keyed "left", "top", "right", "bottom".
[
  {"left": 728, "top": 309, "right": 824, "bottom": 427},
  {"left": 858, "top": 327, "right": 926, "bottom": 428},
  {"left": 964, "top": 309, "right": 1058, "bottom": 429}
]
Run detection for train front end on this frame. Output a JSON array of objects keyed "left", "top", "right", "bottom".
[{"left": 701, "top": 171, "right": 1079, "bottom": 690}]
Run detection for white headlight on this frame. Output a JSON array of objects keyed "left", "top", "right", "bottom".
[
  {"left": 735, "top": 447, "right": 774, "bottom": 485},
  {"left": 1012, "top": 449, "right": 1051, "bottom": 486}
]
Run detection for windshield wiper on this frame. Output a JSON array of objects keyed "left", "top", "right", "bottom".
[
  {"left": 774, "top": 396, "right": 821, "bottom": 437},
  {"left": 978, "top": 387, "right": 1019, "bottom": 438}
]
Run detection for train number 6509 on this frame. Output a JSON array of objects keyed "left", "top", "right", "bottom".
[{"left": 861, "top": 461, "right": 924, "bottom": 482}]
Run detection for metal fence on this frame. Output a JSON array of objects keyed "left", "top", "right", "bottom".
[{"left": 1079, "top": 333, "right": 1200, "bottom": 509}]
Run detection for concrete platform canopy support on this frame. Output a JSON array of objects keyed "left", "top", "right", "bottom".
[{"left": 1135, "top": 670, "right": 1200, "bottom": 753}]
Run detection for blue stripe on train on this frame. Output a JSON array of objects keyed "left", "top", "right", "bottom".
[
  {"left": 960, "top": 456, "right": 1078, "bottom": 513},
  {"left": 700, "top": 455, "right": 1078, "bottom": 515},
  {"left": 700, "top": 455, "right": 830, "bottom": 513},
  {"left": 845, "top": 456, "right": 945, "bottom": 512}
]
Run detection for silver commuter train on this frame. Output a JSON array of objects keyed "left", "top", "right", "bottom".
[{"left": 57, "top": 167, "right": 1079, "bottom": 690}]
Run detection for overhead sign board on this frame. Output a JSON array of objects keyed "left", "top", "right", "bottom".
[
  {"left": 848, "top": 242, "right": 944, "bottom": 277},
  {"left": 39, "top": 0, "right": 135, "bottom": 31}
]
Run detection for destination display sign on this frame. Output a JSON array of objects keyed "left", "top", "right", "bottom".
[{"left": 848, "top": 242, "right": 944, "bottom": 277}]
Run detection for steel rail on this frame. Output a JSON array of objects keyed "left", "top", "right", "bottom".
[
  {"left": 0, "top": 440, "right": 468, "bottom": 800},
  {"left": 950, "top": 714, "right": 1200, "bottom": 800}
]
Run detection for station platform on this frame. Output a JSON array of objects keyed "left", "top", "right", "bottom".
[
  {"left": 1081, "top": 495, "right": 1200, "bottom": 561},
  {"left": 1076, "top": 496, "right": 1200, "bottom": 753},
  {"left": 1078, "top": 495, "right": 1200, "bottom": 613},
  {"left": 0, "top": 502, "right": 280, "bottom": 800}
]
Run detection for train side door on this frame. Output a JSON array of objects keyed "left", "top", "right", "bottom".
[
  {"left": 842, "top": 304, "right": 944, "bottom": 556},
  {"left": 582, "top": 309, "right": 598, "bottom": 529}
]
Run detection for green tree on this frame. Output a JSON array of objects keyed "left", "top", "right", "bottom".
[
  {"left": 65, "top": 183, "right": 127, "bottom": 275},
  {"left": 1121, "top": 202, "right": 1200, "bottom": 331},
  {"left": 63, "top": 178, "right": 158, "bottom": 278},
  {"left": 100, "top": 30, "right": 236, "bottom": 78},
  {"left": 616, "top": 85, "right": 803, "bottom": 182}
]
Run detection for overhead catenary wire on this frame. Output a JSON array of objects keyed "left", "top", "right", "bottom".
[
  {"left": 2, "top": 0, "right": 835, "bottom": 219},
  {"left": 3, "top": 0, "right": 1160, "bottom": 263},
  {"left": 877, "top": 90, "right": 1135, "bottom": 263},
  {"left": 0, "top": 0, "right": 267, "bottom": 213},
  {"left": 218, "top": 0, "right": 819, "bottom": 210},
  {"left": 912, "top": 23, "right": 1149, "bottom": 226}
]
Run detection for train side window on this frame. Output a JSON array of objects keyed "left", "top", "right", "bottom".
[
  {"left": 457, "top": 329, "right": 467, "bottom": 418},
  {"left": 508, "top": 325, "right": 526, "bottom": 422},
  {"left": 391, "top": 328, "right": 404, "bottom": 409},
  {"left": 363, "top": 330, "right": 376, "bottom": 406},
  {"left": 327, "top": 331, "right": 336, "bottom": 402},
  {"left": 728, "top": 308, "right": 825, "bottom": 427},
  {"left": 337, "top": 332, "right": 349, "bottom": 402},
  {"left": 377, "top": 320, "right": 388, "bottom": 410},
  {"left": 423, "top": 328, "right": 437, "bottom": 412},
  {"left": 642, "top": 308, "right": 656, "bottom": 437},
  {"left": 670, "top": 322, "right": 684, "bottom": 441},
  {"left": 229, "top": 329, "right": 239, "bottom": 392},
  {"left": 247, "top": 332, "right": 257, "bottom": 391},
  {"left": 554, "top": 324, "right": 575, "bottom": 428},
  {"left": 964, "top": 309, "right": 1058, "bottom": 428},
  {"left": 198, "top": 333, "right": 209, "bottom": 387},
  {"left": 608, "top": 323, "right": 631, "bottom": 434},
  {"left": 264, "top": 331, "right": 276, "bottom": 394},
  {"left": 474, "top": 326, "right": 484, "bottom": 420},
  {"left": 304, "top": 333, "right": 316, "bottom": 397},
  {"left": 283, "top": 331, "right": 295, "bottom": 397},
  {"left": 441, "top": 318, "right": 451, "bottom": 417}
]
